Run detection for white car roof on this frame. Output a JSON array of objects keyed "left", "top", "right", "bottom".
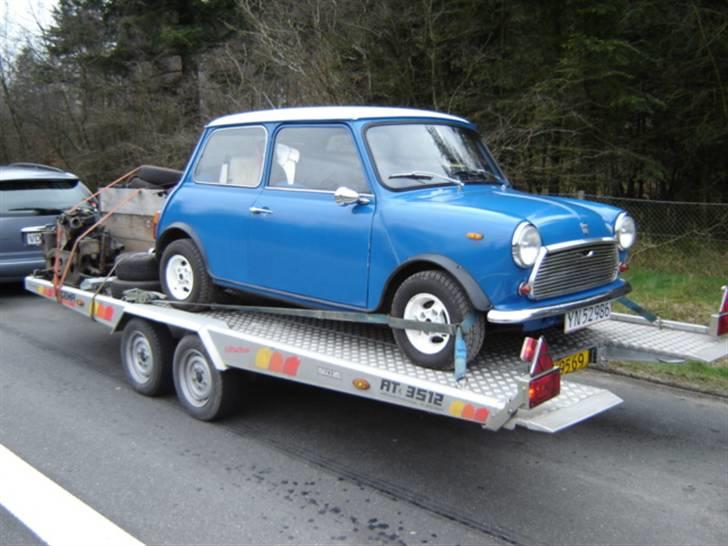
[{"left": 207, "top": 106, "right": 471, "bottom": 127}]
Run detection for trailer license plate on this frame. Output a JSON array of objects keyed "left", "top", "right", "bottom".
[
  {"left": 554, "top": 349, "right": 591, "bottom": 375},
  {"left": 24, "top": 232, "right": 42, "bottom": 246},
  {"left": 564, "top": 302, "right": 611, "bottom": 333}
]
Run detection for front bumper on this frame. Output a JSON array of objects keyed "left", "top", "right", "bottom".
[{"left": 486, "top": 282, "right": 631, "bottom": 324}]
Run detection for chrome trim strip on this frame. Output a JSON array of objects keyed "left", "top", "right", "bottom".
[
  {"left": 486, "top": 282, "right": 631, "bottom": 324},
  {"left": 265, "top": 186, "right": 374, "bottom": 197}
]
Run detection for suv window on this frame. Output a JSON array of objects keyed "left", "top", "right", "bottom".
[
  {"left": 269, "top": 126, "right": 369, "bottom": 193},
  {"left": 0, "top": 179, "right": 89, "bottom": 216},
  {"left": 194, "top": 126, "right": 267, "bottom": 187}
]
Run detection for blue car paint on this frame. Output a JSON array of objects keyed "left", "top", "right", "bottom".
[{"left": 157, "top": 112, "right": 629, "bottom": 317}]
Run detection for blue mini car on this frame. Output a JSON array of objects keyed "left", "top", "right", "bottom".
[{"left": 156, "top": 107, "right": 635, "bottom": 369}]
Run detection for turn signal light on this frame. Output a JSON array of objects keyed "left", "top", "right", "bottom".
[
  {"left": 518, "top": 282, "right": 531, "bottom": 296},
  {"left": 152, "top": 210, "right": 161, "bottom": 239},
  {"left": 619, "top": 262, "right": 629, "bottom": 273}
]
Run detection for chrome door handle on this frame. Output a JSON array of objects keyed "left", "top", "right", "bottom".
[{"left": 249, "top": 206, "right": 272, "bottom": 215}]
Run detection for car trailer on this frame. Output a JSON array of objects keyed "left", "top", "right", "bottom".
[{"left": 25, "top": 276, "right": 728, "bottom": 433}]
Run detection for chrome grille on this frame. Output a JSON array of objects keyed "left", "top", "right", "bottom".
[{"left": 530, "top": 240, "right": 619, "bottom": 300}]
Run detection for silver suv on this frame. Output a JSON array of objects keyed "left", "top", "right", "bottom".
[{"left": 0, "top": 163, "right": 91, "bottom": 282}]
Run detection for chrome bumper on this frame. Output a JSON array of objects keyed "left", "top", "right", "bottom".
[{"left": 487, "top": 282, "right": 632, "bottom": 324}]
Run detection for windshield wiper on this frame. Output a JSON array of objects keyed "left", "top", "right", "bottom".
[
  {"left": 388, "top": 170, "right": 464, "bottom": 189},
  {"left": 8, "top": 207, "right": 65, "bottom": 215},
  {"left": 451, "top": 168, "right": 506, "bottom": 185}
]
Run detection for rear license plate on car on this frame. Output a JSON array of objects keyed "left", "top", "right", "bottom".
[
  {"left": 564, "top": 301, "right": 611, "bottom": 333},
  {"left": 554, "top": 348, "right": 593, "bottom": 375},
  {"left": 24, "top": 232, "right": 42, "bottom": 246}
]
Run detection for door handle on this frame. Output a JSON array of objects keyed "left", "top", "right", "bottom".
[{"left": 249, "top": 206, "right": 272, "bottom": 215}]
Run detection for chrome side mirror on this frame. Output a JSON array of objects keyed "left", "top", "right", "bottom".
[{"left": 334, "top": 186, "right": 370, "bottom": 206}]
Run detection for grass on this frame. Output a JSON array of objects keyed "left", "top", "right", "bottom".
[{"left": 606, "top": 238, "right": 728, "bottom": 395}]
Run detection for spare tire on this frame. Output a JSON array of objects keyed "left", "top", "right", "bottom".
[
  {"left": 137, "top": 165, "right": 182, "bottom": 188},
  {"left": 110, "top": 279, "right": 162, "bottom": 300},
  {"left": 115, "top": 251, "right": 159, "bottom": 281}
]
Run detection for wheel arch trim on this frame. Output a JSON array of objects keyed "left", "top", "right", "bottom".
[{"left": 378, "top": 254, "right": 492, "bottom": 312}]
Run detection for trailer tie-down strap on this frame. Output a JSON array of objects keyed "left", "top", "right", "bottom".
[
  {"left": 122, "top": 289, "right": 475, "bottom": 380},
  {"left": 616, "top": 296, "right": 659, "bottom": 323}
]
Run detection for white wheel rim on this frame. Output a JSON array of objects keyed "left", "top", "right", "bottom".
[
  {"left": 165, "top": 254, "right": 194, "bottom": 300},
  {"left": 125, "top": 332, "right": 153, "bottom": 384},
  {"left": 403, "top": 293, "right": 451, "bottom": 354},
  {"left": 179, "top": 349, "right": 212, "bottom": 408}
]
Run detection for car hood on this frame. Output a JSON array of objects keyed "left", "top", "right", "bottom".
[{"left": 395, "top": 185, "right": 620, "bottom": 244}]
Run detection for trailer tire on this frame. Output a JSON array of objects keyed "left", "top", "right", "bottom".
[
  {"left": 120, "top": 318, "right": 174, "bottom": 396},
  {"left": 173, "top": 335, "right": 241, "bottom": 421},
  {"left": 115, "top": 251, "right": 158, "bottom": 281},
  {"left": 160, "top": 239, "right": 216, "bottom": 312},
  {"left": 391, "top": 270, "right": 485, "bottom": 370}
]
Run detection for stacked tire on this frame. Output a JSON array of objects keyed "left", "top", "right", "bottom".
[{"left": 110, "top": 251, "right": 161, "bottom": 299}]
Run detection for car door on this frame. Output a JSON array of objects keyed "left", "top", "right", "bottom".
[
  {"left": 185, "top": 125, "right": 268, "bottom": 282},
  {"left": 247, "top": 124, "right": 374, "bottom": 308}
]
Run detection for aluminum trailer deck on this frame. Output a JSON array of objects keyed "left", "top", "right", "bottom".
[{"left": 25, "top": 276, "right": 727, "bottom": 433}]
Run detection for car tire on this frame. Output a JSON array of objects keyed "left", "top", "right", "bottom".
[
  {"left": 137, "top": 165, "right": 182, "bottom": 188},
  {"left": 120, "top": 318, "right": 174, "bottom": 396},
  {"left": 173, "top": 334, "right": 242, "bottom": 421},
  {"left": 160, "top": 239, "right": 216, "bottom": 312},
  {"left": 115, "top": 251, "right": 158, "bottom": 281},
  {"left": 110, "top": 278, "right": 162, "bottom": 299},
  {"left": 391, "top": 270, "right": 485, "bottom": 370}
]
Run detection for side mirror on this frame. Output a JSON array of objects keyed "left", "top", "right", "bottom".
[{"left": 334, "top": 186, "right": 370, "bottom": 206}]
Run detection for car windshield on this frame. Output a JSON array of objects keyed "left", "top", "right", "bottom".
[
  {"left": 0, "top": 179, "right": 89, "bottom": 216},
  {"left": 366, "top": 123, "right": 505, "bottom": 190}
]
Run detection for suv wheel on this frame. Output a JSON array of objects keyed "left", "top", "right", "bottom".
[
  {"left": 160, "top": 239, "right": 216, "bottom": 311},
  {"left": 391, "top": 270, "right": 485, "bottom": 370}
]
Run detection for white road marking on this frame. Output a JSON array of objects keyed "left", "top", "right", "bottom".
[{"left": 0, "top": 444, "right": 144, "bottom": 546}]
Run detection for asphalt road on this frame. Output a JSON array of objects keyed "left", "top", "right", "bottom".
[{"left": 1, "top": 283, "right": 727, "bottom": 546}]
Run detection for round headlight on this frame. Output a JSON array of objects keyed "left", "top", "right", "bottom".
[
  {"left": 614, "top": 212, "right": 636, "bottom": 250},
  {"left": 512, "top": 222, "right": 542, "bottom": 268}
]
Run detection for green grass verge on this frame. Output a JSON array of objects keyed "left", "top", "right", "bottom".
[{"left": 606, "top": 238, "right": 727, "bottom": 394}]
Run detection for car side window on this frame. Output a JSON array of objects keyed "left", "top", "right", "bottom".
[
  {"left": 194, "top": 126, "right": 267, "bottom": 187},
  {"left": 269, "top": 126, "right": 369, "bottom": 193}
]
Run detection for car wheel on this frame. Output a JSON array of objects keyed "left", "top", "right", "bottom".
[
  {"left": 115, "top": 251, "right": 158, "bottom": 281},
  {"left": 173, "top": 334, "right": 242, "bottom": 421},
  {"left": 160, "top": 239, "right": 216, "bottom": 311},
  {"left": 391, "top": 270, "right": 485, "bottom": 370},
  {"left": 120, "top": 318, "right": 174, "bottom": 396}
]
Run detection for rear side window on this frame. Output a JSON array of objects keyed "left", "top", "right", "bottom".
[
  {"left": 0, "top": 179, "right": 89, "bottom": 215},
  {"left": 194, "top": 126, "right": 267, "bottom": 187},
  {"left": 268, "top": 126, "right": 369, "bottom": 193}
]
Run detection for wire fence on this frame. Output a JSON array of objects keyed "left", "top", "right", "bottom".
[{"left": 559, "top": 194, "right": 728, "bottom": 242}]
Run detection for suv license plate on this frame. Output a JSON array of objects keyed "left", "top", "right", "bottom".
[
  {"left": 564, "top": 302, "right": 611, "bottom": 333},
  {"left": 24, "top": 232, "right": 42, "bottom": 246}
]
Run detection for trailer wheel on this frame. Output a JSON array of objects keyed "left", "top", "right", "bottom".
[
  {"left": 173, "top": 335, "right": 240, "bottom": 421},
  {"left": 120, "top": 318, "right": 174, "bottom": 396}
]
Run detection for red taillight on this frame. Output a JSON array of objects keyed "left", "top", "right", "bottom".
[
  {"left": 521, "top": 336, "right": 561, "bottom": 408},
  {"left": 529, "top": 369, "right": 561, "bottom": 408},
  {"left": 718, "top": 286, "right": 728, "bottom": 337}
]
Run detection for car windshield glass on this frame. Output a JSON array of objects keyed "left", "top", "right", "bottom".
[
  {"left": 366, "top": 124, "right": 504, "bottom": 190},
  {"left": 0, "top": 179, "right": 89, "bottom": 215}
]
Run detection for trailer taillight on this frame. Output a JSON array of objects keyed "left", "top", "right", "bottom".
[
  {"left": 529, "top": 369, "right": 561, "bottom": 408},
  {"left": 521, "top": 336, "right": 561, "bottom": 408},
  {"left": 718, "top": 286, "right": 728, "bottom": 337}
]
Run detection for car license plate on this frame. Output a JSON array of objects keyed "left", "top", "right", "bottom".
[
  {"left": 554, "top": 348, "right": 593, "bottom": 375},
  {"left": 564, "top": 301, "right": 611, "bottom": 333},
  {"left": 24, "top": 232, "right": 42, "bottom": 246}
]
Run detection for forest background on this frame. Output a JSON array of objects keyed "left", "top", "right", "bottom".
[{"left": 0, "top": 0, "right": 726, "bottom": 202}]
